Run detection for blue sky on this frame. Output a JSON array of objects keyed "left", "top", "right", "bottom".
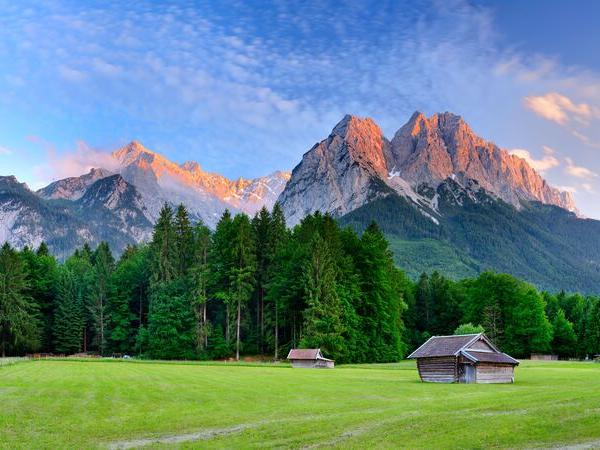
[{"left": 1, "top": 0, "right": 600, "bottom": 217}]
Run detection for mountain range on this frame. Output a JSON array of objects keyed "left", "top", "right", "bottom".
[{"left": 2, "top": 111, "right": 599, "bottom": 291}]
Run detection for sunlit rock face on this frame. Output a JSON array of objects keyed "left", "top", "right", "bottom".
[
  {"left": 111, "top": 141, "right": 291, "bottom": 226},
  {"left": 387, "top": 112, "right": 577, "bottom": 213},
  {"left": 279, "top": 111, "right": 578, "bottom": 225},
  {"left": 277, "top": 115, "right": 394, "bottom": 226}
]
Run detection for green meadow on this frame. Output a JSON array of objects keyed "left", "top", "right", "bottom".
[{"left": 1, "top": 359, "right": 599, "bottom": 449}]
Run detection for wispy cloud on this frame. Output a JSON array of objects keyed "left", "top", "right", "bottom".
[
  {"left": 30, "top": 138, "right": 119, "bottom": 183},
  {"left": 523, "top": 92, "right": 594, "bottom": 125},
  {"left": 0, "top": 146, "right": 12, "bottom": 155},
  {"left": 1, "top": 0, "right": 600, "bottom": 216},
  {"left": 565, "top": 157, "right": 598, "bottom": 179}
]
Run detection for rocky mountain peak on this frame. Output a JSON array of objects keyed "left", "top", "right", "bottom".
[
  {"left": 280, "top": 111, "right": 579, "bottom": 225},
  {"left": 329, "top": 114, "right": 389, "bottom": 178},
  {"left": 37, "top": 167, "right": 113, "bottom": 201},
  {"left": 113, "top": 140, "right": 159, "bottom": 165},
  {"left": 181, "top": 161, "right": 202, "bottom": 173}
]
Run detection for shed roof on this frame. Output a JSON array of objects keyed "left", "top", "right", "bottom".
[
  {"left": 408, "top": 334, "right": 481, "bottom": 358},
  {"left": 462, "top": 350, "right": 519, "bottom": 365},
  {"left": 287, "top": 349, "right": 321, "bottom": 360},
  {"left": 407, "top": 333, "right": 519, "bottom": 366}
]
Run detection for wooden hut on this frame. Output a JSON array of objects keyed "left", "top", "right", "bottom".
[
  {"left": 287, "top": 349, "right": 334, "bottom": 368},
  {"left": 407, "top": 333, "right": 519, "bottom": 384}
]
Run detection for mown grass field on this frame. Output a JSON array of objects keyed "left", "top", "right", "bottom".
[{"left": 1, "top": 359, "right": 599, "bottom": 449}]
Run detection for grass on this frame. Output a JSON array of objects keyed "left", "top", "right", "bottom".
[{"left": 1, "top": 359, "right": 600, "bottom": 449}]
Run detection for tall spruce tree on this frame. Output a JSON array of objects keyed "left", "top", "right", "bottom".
[
  {"left": 551, "top": 309, "right": 577, "bottom": 358},
  {"left": 53, "top": 267, "right": 84, "bottom": 354},
  {"left": 300, "top": 234, "right": 345, "bottom": 359},
  {"left": 152, "top": 204, "right": 178, "bottom": 283},
  {"left": 263, "top": 202, "right": 289, "bottom": 359},
  {"left": 147, "top": 281, "right": 197, "bottom": 359},
  {"left": 252, "top": 207, "right": 271, "bottom": 353},
  {"left": 230, "top": 214, "right": 256, "bottom": 360},
  {"left": 107, "top": 246, "right": 150, "bottom": 354},
  {"left": 0, "top": 243, "right": 38, "bottom": 356},
  {"left": 90, "top": 242, "right": 114, "bottom": 355},
  {"left": 174, "top": 204, "right": 194, "bottom": 277},
  {"left": 586, "top": 299, "right": 600, "bottom": 357},
  {"left": 21, "top": 244, "right": 58, "bottom": 352},
  {"left": 190, "top": 221, "right": 211, "bottom": 352},
  {"left": 210, "top": 210, "right": 234, "bottom": 348},
  {"left": 357, "top": 222, "right": 404, "bottom": 362}
]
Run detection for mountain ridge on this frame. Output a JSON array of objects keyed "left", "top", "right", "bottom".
[
  {"left": 1, "top": 111, "right": 596, "bottom": 292},
  {"left": 278, "top": 111, "right": 577, "bottom": 226}
]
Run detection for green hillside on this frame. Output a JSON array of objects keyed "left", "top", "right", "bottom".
[{"left": 340, "top": 188, "right": 600, "bottom": 293}]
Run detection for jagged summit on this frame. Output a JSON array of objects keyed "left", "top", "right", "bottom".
[
  {"left": 37, "top": 167, "right": 113, "bottom": 201},
  {"left": 181, "top": 161, "right": 202, "bottom": 172},
  {"left": 279, "top": 111, "right": 578, "bottom": 226},
  {"left": 112, "top": 140, "right": 161, "bottom": 166}
]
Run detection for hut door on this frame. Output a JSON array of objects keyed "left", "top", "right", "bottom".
[{"left": 465, "top": 365, "right": 475, "bottom": 383}]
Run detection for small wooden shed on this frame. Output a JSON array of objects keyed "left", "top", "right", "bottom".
[
  {"left": 407, "top": 333, "right": 519, "bottom": 384},
  {"left": 287, "top": 349, "right": 334, "bottom": 368}
]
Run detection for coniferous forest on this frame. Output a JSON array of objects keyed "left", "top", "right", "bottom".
[{"left": 1, "top": 203, "right": 600, "bottom": 362}]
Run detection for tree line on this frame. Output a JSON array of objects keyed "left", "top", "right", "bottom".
[{"left": 1, "top": 203, "right": 599, "bottom": 361}]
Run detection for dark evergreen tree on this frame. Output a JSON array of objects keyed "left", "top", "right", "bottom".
[
  {"left": 174, "top": 204, "right": 194, "bottom": 277},
  {"left": 90, "top": 242, "right": 114, "bottom": 355},
  {"left": 551, "top": 309, "right": 577, "bottom": 358},
  {"left": 0, "top": 243, "right": 38, "bottom": 356},
  {"left": 21, "top": 244, "right": 58, "bottom": 351},
  {"left": 151, "top": 204, "right": 177, "bottom": 283},
  {"left": 355, "top": 222, "right": 405, "bottom": 362},
  {"left": 190, "top": 221, "right": 211, "bottom": 353},
  {"left": 230, "top": 214, "right": 256, "bottom": 360},
  {"left": 300, "top": 234, "right": 345, "bottom": 359},
  {"left": 147, "top": 281, "right": 197, "bottom": 360},
  {"left": 53, "top": 267, "right": 84, "bottom": 354},
  {"left": 209, "top": 210, "right": 234, "bottom": 349}
]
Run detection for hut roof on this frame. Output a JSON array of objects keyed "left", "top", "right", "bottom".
[
  {"left": 462, "top": 350, "right": 519, "bottom": 365},
  {"left": 408, "top": 334, "right": 482, "bottom": 358},
  {"left": 407, "top": 333, "right": 519, "bottom": 366},
  {"left": 287, "top": 349, "right": 333, "bottom": 361}
]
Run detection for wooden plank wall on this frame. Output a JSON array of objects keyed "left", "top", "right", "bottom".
[
  {"left": 475, "top": 364, "right": 515, "bottom": 383},
  {"left": 417, "top": 357, "right": 457, "bottom": 383}
]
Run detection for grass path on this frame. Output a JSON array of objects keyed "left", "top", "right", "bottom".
[{"left": 1, "top": 360, "right": 599, "bottom": 448}]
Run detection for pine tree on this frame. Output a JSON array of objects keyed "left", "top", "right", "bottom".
[
  {"left": 300, "top": 234, "right": 344, "bottom": 359},
  {"left": 21, "top": 244, "right": 58, "bottom": 352},
  {"left": 252, "top": 207, "right": 271, "bottom": 353},
  {"left": 174, "top": 204, "right": 194, "bottom": 277},
  {"left": 90, "top": 242, "right": 114, "bottom": 355},
  {"left": 265, "top": 202, "right": 289, "bottom": 359},
  {"left": 210, "top": 210, "right": 234, "bottom": 348},
  {"left": 551, "top": 309, "right": 577, "bottom": 358},
  {"left": 230, "top": 214, "right": 256, "bottom": 360},
  {"left": 151, "top": 204, "right": 177, "bottom": 283},
  {"left": 585, "top": 299, "right": 600, "bottom": 357},
  {"left": 53, "top": 267, "right": 84, "bottom": 354},
  {"left": 107, "top": 247, "right": 150, "bottom": 354},
  {"left": 356, "top": 222, "right": 404, "bottom": 362},
  {"left": 190, "top": 221, "right": 211, "bottom": 352},
  {"left": 63, "top": 247, "right": 95, "bottom": 353},
  {"left": 415, "top": 273, "right": 432, "bottom": 334},
  {"left": 0, "top": 243, "right": 39, "bottom": 356},
  {"left": 147, "top": 281, "right": 197, "bottom": 359}
]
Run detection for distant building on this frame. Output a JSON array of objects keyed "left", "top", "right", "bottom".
[
  {"left": 408, "top": 333, "right": 519, "bottom": 383},
  {"left": 530, "top": 354, "right": 559, "bottom": 361},
  {"left": 287, "top": 349, "right": 334, "bottom": 368}
]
